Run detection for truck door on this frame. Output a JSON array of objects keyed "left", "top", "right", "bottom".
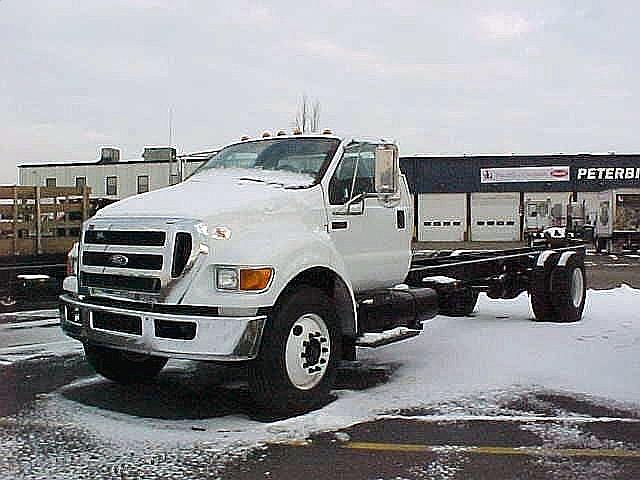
[{"left": 324, "top": 142, "right": 411, "bottom": 292}]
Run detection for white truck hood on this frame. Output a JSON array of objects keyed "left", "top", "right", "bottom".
[{"left": 94, "top": 169, "right": 317, "bottom": 220}]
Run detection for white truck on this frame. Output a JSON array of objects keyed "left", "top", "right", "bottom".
[{"left": 60, "top": 134, "right": 587, "bottom": 414}]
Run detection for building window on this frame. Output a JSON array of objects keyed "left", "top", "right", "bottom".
[
  {"left": 45, "top": 178, "right": 57, "bottom": 188},
  {"left": 137, "top": 175, "right": 149, "bottom": 194},
  {"left": 75, "top": 177, "right": 86, "bottom": 189},
  {"left": 106, "top": 176, "right": 118, "bottom": 196},
  {"left": 169, "top": 174, "right": 180, "bottom": 186}
]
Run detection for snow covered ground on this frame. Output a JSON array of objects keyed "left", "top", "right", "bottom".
[{"left": 15, "top": 285, "right": 639, "bottom": 459}]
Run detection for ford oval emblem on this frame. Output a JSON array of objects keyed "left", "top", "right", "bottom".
[{"left": 109, "top": 254, "right": 129, "bottom": 267}]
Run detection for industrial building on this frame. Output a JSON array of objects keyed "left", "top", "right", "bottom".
[
  {"left": 401, "top": 153, "right": 640, "bottom": 242},
  {"left": 18, "top": 147, "right": 213, "bottom": 201},
  {"left": 17, "top": 148, "right": 640, "bottom": 243}
]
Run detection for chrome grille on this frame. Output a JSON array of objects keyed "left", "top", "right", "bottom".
[
  {"left": 84, "top": 230, "right": 166, "bottom": 246},
  {"left": 81, "top": 272, "right": 161, "bottom": 293},
  {"left": 82, "top": 251, "right": 163, "bottom": 270},
  {"left": 79, "top": 217, "right": 200, "bottom": 301}
]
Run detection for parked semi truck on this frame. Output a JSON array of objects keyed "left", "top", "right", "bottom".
[
  {"left": 525, "top": 199, "right": 589, "bottom": 247},
  {"left": 60, "top": 134, "right": 587, "bottom": 414},
  {"left": 595, "top": 188, "right": 640, "bottom": 253}
]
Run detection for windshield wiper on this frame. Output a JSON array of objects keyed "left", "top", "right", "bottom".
[{"left": 238, "top": 177, "right": 285, "bottom": 187}]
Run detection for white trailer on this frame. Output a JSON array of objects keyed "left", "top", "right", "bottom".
[{"left": 595, "top": 188, "right": 640, "bottom": 253}]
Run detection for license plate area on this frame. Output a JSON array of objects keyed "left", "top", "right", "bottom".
[{"left": 91, "top": 310, "right": 142, "bottom": 335}]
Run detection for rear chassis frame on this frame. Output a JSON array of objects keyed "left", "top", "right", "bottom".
[{"left": 406, "top": 241, "right": 587, "bottom": 298}]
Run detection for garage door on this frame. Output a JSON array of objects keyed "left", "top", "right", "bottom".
[
  {"left": 418, "top": 193, "right": 467, "bottom": 242},
  {"left": 471, "top": 193, "right": 520, "bottom": 241}
]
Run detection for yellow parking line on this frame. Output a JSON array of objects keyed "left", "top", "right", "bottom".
[
  {"left": 279, "top": 440, "right": 640, "bottom": 459},
  {"left": 344, "top": 442, "right": 640, "bottom": 459}
]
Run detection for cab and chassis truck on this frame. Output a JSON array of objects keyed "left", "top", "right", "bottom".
[{"left": 60, "top": 134, "right": 587, "bottom": 414}]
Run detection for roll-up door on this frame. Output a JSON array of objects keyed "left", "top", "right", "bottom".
[
  {"left": 471, "top": 192, "right": 520, "bottom": 241},
  {"left": 418, "top": 193, "right": 467, "bottom": 242}
]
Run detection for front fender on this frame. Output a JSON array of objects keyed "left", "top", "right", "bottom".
[{"left": 179, "top": 227, "right": 356, "bottom": 319}]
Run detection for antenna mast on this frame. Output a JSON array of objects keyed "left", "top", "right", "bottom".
[{"left": 168, "top": 106, "right": 177, "bottom": 183}]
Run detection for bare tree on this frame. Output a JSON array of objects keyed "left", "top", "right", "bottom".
[
  {"left": 295, "top": 95, "right": 321, "bottom": 133},
  {"left": 311, "top": 99, "right": 320, "bottom": 133}
]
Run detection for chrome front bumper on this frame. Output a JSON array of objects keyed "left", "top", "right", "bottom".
[{"left": 59, "top": 294, "right": 266, "bottom": 361}]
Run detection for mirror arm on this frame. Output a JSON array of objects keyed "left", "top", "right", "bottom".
[{"left": 334, "top": 192, "right": 367, "bottom": 215}]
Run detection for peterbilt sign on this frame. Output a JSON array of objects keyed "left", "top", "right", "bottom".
[
  {"left": 480, "top": 166, "right": 570, "bottom": 184},
  {"left": 577, "top": 167, "right": 640, "bottom": 181}
]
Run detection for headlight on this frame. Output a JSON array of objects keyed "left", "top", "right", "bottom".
[
  {"left": 215, "top": 266, "right": 273, "bottom": 292},
  {"left": 216, "top": 267, "right": 239, "bottom": 290}
]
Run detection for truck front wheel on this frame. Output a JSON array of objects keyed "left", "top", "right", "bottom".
[
  {"left": 249, "top": 286, "right": 341, "bottom": 415},
  {"left": 84, "top": 344, "right": 168, "bottom": 384}
]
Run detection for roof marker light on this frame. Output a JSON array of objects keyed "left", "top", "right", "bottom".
[
  {"left": 276, "top": 130, "right": 286, "bottom": 136},
  {"left": 322, "top": 128, "right": 333, "bottom": 135},
  {"left": 292, "top": 128, "right": 302, "bottom": 135},
  {"left": 240, "top": 135, "right": 250, "bottom": 141}
]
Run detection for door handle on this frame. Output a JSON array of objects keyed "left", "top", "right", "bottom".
[{"left": 331, "top": 221, "right": 348, "bottom": 230}]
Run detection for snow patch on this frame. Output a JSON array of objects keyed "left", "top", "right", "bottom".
[{"left": 7, "top": 286, "right": 640, "bottom": 460}]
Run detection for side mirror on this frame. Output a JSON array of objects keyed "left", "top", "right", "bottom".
[{"left": 374, "top": 145, "right": 398, "bottom": 194}]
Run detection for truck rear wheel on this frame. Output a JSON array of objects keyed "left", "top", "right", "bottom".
[
  {"left": 248, "top": 286, "right": 341, "bottom": 415},
  {"left": 84, "top": 344, "right": 168, "bottom": 384},
  {"left": 550, "top": 256, "right": 586, "bottom": 323},
  {"left": 530, "top": 255, "right": 558, "bottom": 322},
  {"left": 438, "top": 288, "right": 479, "bottom": 317}
]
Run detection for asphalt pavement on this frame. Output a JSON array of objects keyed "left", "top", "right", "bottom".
[{"left": 1, "top": 253, "right": 639, "bottom": 479}]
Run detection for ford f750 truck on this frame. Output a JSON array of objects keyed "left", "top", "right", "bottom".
[{"left": 60, "top": 134, "right": 587, "bottom": 414}]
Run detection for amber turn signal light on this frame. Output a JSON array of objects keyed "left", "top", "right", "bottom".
[{"left": 239, "top": 268, "right": 273, "bottom": 291}]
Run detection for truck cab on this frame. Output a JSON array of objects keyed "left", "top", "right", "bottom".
[{"left": 60, "top": 134, "right": 420, "bottom": 413}]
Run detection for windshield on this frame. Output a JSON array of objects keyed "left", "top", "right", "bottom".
[{"left": 196, "top": 137, "right": 340, "bottom": 181}]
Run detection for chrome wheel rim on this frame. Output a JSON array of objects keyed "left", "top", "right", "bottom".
[
  {"left": 571, "top": 268, "right": 584, "bottom": 308},
  {"left": 285, "top": 313, "right": 331, "bottom": 390}
]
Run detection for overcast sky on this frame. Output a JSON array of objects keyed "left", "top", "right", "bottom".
[{"left": 1, "top": 1, "right": 639, "bottom": 182}]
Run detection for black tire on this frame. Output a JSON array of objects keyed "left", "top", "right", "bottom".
[
  {"left": 550, "top": 255, "right": 587, "bottom": 323},
  {"left": 439, "top": 288, "right": 479, "bottom": 317},
  {"left": 84, "top": 344, "right": 168, "bottom": 384},
  {"left": 0, "top": 295, "right": 17, "bottom": 313},
  {"left": 530, "top": 253, "right": 558, "bottom": 322},
  {"left": 0, "top": 295, "right": 16, "bottom": 307},
  {"left": 248, "top": 286, "right": 341, "bottom": 415}
]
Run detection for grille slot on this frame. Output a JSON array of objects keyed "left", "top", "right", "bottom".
[
  {"left": 85, "top": 230, "right": 166, "bottom": 246},
  {"left": 171, "top": 232, "right": 192, "bottom": 278},
  {"left": 154, "top": 319, "right": 196, "bottom": 340},
  {"left": 81, "top": 273, "right": 161, "bottom": 293},
  {"left": 92, "top": 311, "right": 142, "bottom": 335},
  {"left": 83, "top": 252, "right": 163, "bottom": 270}
]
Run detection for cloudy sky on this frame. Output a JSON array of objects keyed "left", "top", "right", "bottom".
[{"left": 1, "top": 1, "right": 638, "bottom": 182}]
